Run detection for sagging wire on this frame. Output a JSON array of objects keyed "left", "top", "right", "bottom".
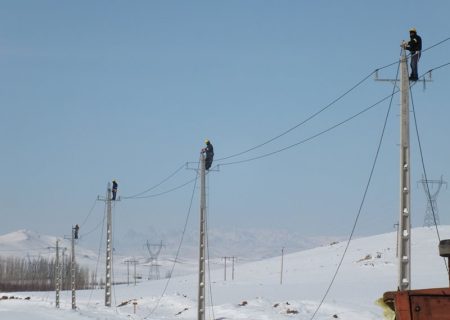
[{"left": 142, "top": 159, "right": 201, "bottom": 319}]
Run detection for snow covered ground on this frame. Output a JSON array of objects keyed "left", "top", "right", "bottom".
[{"left": 1, "top": 226, "right": 449, "bottom": 319}]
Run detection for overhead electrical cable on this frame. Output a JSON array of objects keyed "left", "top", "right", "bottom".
[
  {"left": 120, "top": 66, "right": 440, "bottom": 201},
  {"left": 80, "top": 198, "right": 98, "bottom": 228},
  {"left": 215, "top": 37, "right": 450, "bottom": 163},
  {"left": 122, "top": 163, "right": 187, "bottom": 199},
  {"left": 129, "top": 176, "right": 198, "bottom": 199},
  {"left": 79, "top": 216, "right": 105, "bottom": 239},
  {"left": 216, "top": 71, "right": 376, "bottom": 162},
  {"left": 111, "top": 202, "right": 119, "bottom": 312},
  {"left": 218, "top": 89, "right": 400, "bottom": 166},
  {"left": 410, "top": 68, "right": 450, "bottom": 272},
  {"left": 421, "top": 37, "right": 450, "bottom": 54},
  {"left": 88, "top": 203, "right": 107, "bottom": 306},
  {"left": 116, "top": 39, "right": 450, "bottom": 202},
  {"left": 206, "top": 174, "right": 216, "bottom": 320},
  {"left": 426, "top": 61, "right": 450, "bottom": 73},
  {"left": 309, "top": 54, "right": 401, "bottom": 320}
]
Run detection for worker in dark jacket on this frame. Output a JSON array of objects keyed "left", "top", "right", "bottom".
[
  {"left": 112, "top": 180, "right": 118, "bottom": 200},
  {"left": 74, "top": 224, "right": 80, "bottom": 239},
  {"left": 202, "top": 140, "right": 214, "bottom": 170},
  {"left": 404, "top": 28, "right": 422, "bottom": 81}
]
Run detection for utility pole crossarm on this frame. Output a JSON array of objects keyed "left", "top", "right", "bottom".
[{"left": 375, "top": 65, "right": 432, "bottom": 93}]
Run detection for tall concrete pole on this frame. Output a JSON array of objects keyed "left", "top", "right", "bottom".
[
  {"left": 197, "top": 154, "right": 206, "bottom": 320},
  {"left": 55, "top": 240, "right": 60, "bottom": 309},
  {"left": 105, "top": 183, "right": 113, "bottom": 307},
  {"left": 126, "top": 260, "right": 130, "bottom": 286},
  {"left": 398, "top": 46, "right": 411, "bottom": 291},
  {"left": 280, "top": 247, "right": 285, "bottom": 285},
  {"left": 231, "top": 257, "right": 235, "bottom": 281},
  {"left": 223, "top": 257, "right": 227, "bottom": 281},
  {"left": 71, "top": 227, "right": 76, "bottom": 309}
]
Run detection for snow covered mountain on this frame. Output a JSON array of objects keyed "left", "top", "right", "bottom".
[
  {"left": 1, "top": 226, "right": 449, "bottom": 319},
  {"left": 116, "top": 226, "right": 342, "bottom": 259},
  {"left": 0, "top": 229, "right": 98, "bottom": 267},
  {"left": 0, "top": 228, "right": 341, "bottom": 282}
]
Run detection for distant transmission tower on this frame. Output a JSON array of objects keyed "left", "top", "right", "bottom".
[
  {"left": 145, "top": 240, "right": 163, "bottom": 280},
  {"left": 419, "top": 175, "right": 447, "bottom": 227}
]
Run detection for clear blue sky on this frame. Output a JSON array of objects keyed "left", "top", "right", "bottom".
[{"left": 1, "top": 1, "right": 449, "bottom": 241}]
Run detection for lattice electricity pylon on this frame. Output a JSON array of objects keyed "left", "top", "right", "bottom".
[
  {"left": 418, "top": 175, "right": 447, "bottom": 227},
  {"left": 145, "top": 240, "right": 164, "bottom": 280}
]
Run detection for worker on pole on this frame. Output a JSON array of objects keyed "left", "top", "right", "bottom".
[
  {"left": 112, "top": 180, "right": 118, "bottom": 200},
  {"left": 403, "top": 27, "right": 422, "bottom": 81},
  {"left": 202, "top": 140, "right": 214, "bottom": 170}
]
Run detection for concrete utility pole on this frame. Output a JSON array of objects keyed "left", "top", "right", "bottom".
[
  {"left": 197, "top": 153, "right": 207, "bottom": 320},
  {"left": 71, "top": 226, "right": 76, "bottom": 310},
  {"left": 223, "top": 256, "right": 227, "bottom": 281},
  {"left": 231, "top": 256, "right": 236, "bottom": 281},
  {"left": 280, "top": 247, "right": 285, "bottom": 285},
  {"left": 55, "top": 240, "right": 61, "bottom": 309},
  {"left": 97, "top": 181, "right": 120, "bottom": 306},
  {"left": 124, "top": 259, "right": 131, "bottom": 286},
  {"left": 398, "top": 46, "right": 411, "bottom": 291},
  {"left": 222, "top": 256, "right": 236, "bottom": 281},
  {"left": 124, "top": 258, "right": 139, "bottom": 286},
  {"left": 49, "top": 240, "right": 66, "bottom": 309},
  {"left": 375, "top": 44, "right": 432, "bottom": 291},
  {"left": 97, "top": 183, "right": 114, "bottom": 306},
  {"left": 105, "top": 183, "right": 113, "bottom": 306}
]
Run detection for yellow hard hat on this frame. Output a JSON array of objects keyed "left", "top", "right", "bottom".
[
  {"left": 409, "top": 27, "right": 417, "bottom": 33},
  {"left": 205, "top": 139, "right": 209, "bottom": 144}
]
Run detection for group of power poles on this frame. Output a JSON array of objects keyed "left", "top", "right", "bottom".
[
  {"left": 50, "top": 46, "right": 440, "bottom": 318},
  {"left": 222, "top": 256, "right": 237, "bottom": 281},
  {"left": 52, "top": 182, "right": 118, "bottom": 310},
  {"left": 123, "top": 258, "right": 139, "bottom": 286},
  {"left": 52, "top": 225, "right": 78, "bottom": 310}
]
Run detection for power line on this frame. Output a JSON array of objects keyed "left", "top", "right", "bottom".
[
  {"left": 426, "top": 61, "right": 450, "bottom": 73},
  {"left": 87, "top": 203, "right": 107, "bottom": 306},
  {"left": 218, "top": 59, "right": 450, "bottom": 167},
  {"left": 111, "top": 39, "right": 450, "bottom": 203},
  {"left": 113, "top": 62, "right": 450, "bottom": 205},
  {"left": 122, "top": 163, "right": 187, "bottom": 199},
  {"left": 80, "top": 198, "right": 98, "bottom": 228},
  {"left": 309, "top": 55, "right": 401, "bottom": 320},
  {"left": 79, "top": 216, "right": 105, "bottom": 239},
  {"left": 422, "top": 37, "right": 450, "bottom": 54},
  {"left": 206, "top": 173, "right": 216, "bottom": 320},
  {"left": 216, "top": 37, "right": 450, "bottom": 163},
  {"left": 128, "top": 176, "right": 198, "bottom": 199},
  {"left": 410, "top": 76, "right": 449, "bottom": 273},
  {"left": 215, "top": 70, "right": 376, "bottom": 162},
  {"left": 218, "top": 89, "right": 399, "bottom": 166}
]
